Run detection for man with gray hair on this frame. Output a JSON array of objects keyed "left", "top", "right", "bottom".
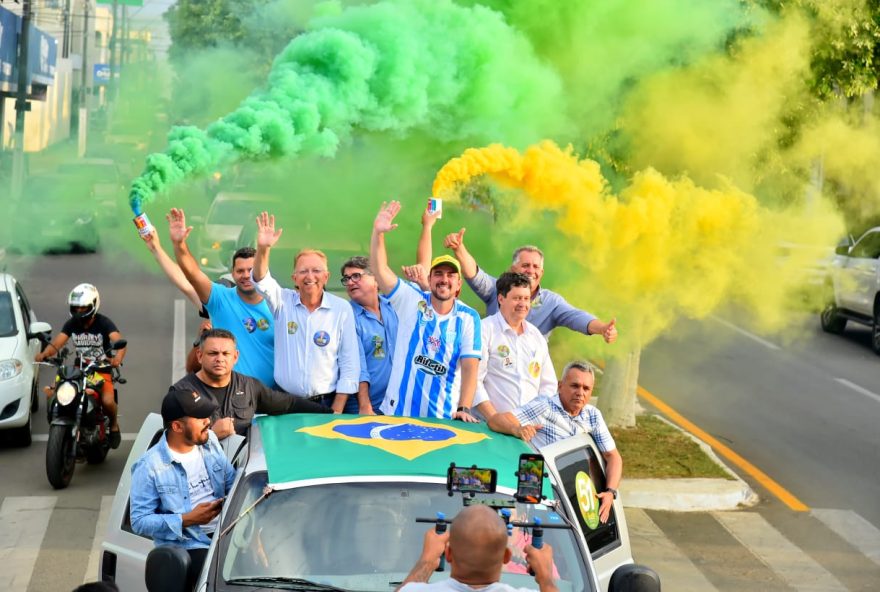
[
  {"left": 441, "top": 230, "right": 617, "bottom": 342},
  {"left": 397, "top": 505, "right": 558, "bottom": 591},
  {"left": 488, "top": 361, "right": 622, "bottom": 524}
]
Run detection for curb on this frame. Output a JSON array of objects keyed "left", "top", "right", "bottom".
[{"left": 622, "top": 413, "right": 759, "bottom": 512}]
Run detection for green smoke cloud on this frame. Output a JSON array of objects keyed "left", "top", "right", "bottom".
[{"left": 129, "top": 0, "right": 566, "bottom": 213}]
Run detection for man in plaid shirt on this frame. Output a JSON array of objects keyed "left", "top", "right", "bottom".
[{"left": 488, "top": 360, "right": 623, "bottom": 524}]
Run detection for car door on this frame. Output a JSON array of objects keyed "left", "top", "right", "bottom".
[
  {"left": 541, "top": 434, "right": 633, "bottom": 592},
  {"left": 838, "top": 230, "right": 880, "bottom": 314},
  {"left": 14, "top": 281, "right": 44, "bottom": 370}
]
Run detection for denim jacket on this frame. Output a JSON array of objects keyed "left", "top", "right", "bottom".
[{"left": 130, "top": 430, "right": 237, "bottom": 549}]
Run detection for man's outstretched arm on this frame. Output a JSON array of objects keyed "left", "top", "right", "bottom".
[{"left": 370, "top": 201, "right": 403, "bottom": 294}]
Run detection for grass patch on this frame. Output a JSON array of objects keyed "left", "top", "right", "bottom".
[{"left": 611, "top": 414, "right": 734, "bottom": 480}]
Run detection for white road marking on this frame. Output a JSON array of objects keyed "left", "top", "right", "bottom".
[
  {"left": 833, "top": 377, "right": 880, "bottom": 405},
  {"left": 713, "top": 511, "right": 847, "bottom": 591},
  {"left": 0, "top": 496, "right": 56, "bottom": 591},
  {"left": 172, "top": 298, "right": 187, "bottom": 384},
  {"left": 627, "top": 508, "right": 719, "bottom": 591},
  {"left": 84, "top": 496, "right": 115, "bottom": 584},
  {"left": 32, "top": 433, "right": 138, "bottom": 442},
  {"left": 710, "top": 316, "right": 780, "bottom": 350},
  {"left": 812, "top": 508, "right": 880, "bottom": 568}
]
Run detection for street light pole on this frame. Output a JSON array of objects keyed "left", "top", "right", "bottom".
[
  {"left": 78, "top": 0, "right": 90, "bottom": 157},
  {"left": 10, "top": 0, "right": 33, "bottom": 203}
]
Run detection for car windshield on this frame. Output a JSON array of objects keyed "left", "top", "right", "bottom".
[
  {"left": 0, "top": 292, "right": 15, "bottom": 337},
  {"left": 216, "top": 475, "right": 591, "bottom": 592}
]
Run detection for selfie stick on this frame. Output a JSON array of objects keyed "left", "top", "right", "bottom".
[{"left": 435, "top": 512, "right": 448, "bottom": 572}]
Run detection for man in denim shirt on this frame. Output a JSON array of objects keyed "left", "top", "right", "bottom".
[{"left": 131, "top": 389, "right": 237, "bottom": 587}]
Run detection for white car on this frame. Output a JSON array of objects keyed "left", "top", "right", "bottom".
[
  {"left": 99, "top": 414, "right": 659, "bottom": 591},
  {"left": 821, "top": 228, "right": 880, "bottom": 353},
  {"left": 0, "top": 273, "right": 52, "bottom": 446}
]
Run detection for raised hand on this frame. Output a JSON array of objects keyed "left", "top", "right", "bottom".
[
  {"left": 443, "top": 228, "right": 466, "bottom": 251},
  {"left": 166, "top": 208, "right": 192, "bottom": 244},
  {"left": 421, "top": 204, "right": 442, "bottom": 227},
  {"left": 401, "top": 264, "right": 429, "bottom": 290},
  {"left": 256, "top": 211, "right": 283, "bottom": 249},
  {"left": 602, "top": 318, "right": 618, "bottom": 344},
  {"left": 374, "top": 201, "right": 402, "bottom": 234}
]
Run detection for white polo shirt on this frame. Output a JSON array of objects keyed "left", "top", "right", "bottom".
[
  {"left": 254, "top": 271, "right": 359, "bottom": 397},
  {"left": 473, "top": 312, "right": 557, "bottom": 414}
]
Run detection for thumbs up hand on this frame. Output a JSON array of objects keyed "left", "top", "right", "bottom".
[
  {"left": 444, "top": 228, "right": 467, "bottom": 251},
  {"left": 602, "top": 318, "right": 618, "bottom": 344}
]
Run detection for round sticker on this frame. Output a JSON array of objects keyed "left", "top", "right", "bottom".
[
  {"left": 287, "top": 321, "right": 299, "bottom": 335},
  {"left": 243, "top": 317, "right": 257, "bottom": 333},
  {"left": 313, "top": 331, "right": 330, "bottom": 347},
  {"left": 497, "top": 345, "right": 511, "bottom": 358},
  {"left": 257, "top": 318, "right": 270, "bottom": 331},
  {"left": 528, "top": 360, "right": 541, "bottom": 378},
  {"left": 575, "top": 471, "right": 600, "bottom": 530}
]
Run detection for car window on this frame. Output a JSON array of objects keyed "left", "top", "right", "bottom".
[
  {"left": 850, "top": 232, "right": 880, "bottom": 259},
  {"left": 216, "top": 476, "right": 593, "bottom": 592},
  {"left": 0, "top": 292, "right": 17, "bottom": 337},
  {"left": 554, "top": 447, "right": 621, "bottom": 559}
]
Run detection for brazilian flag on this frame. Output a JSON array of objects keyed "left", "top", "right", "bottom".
[{"left": 257, "top": 414, "right": 533, "bottom": 491}]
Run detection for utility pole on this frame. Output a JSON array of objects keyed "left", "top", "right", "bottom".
[
  {"left": 78, "top": 0, "right": 90, "bottom": 157},
  {"left": 62, "top": 0, "right": 72, "bottom": 57},
  {"left": 10, "top": 0, "right": 33, "bottom": 203}
]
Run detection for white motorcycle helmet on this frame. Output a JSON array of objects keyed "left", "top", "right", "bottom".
[{"left": 68, "top": 283, "right": 100, "bottom": 320}]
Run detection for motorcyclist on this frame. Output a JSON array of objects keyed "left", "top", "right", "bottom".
[{"left": 35, "top": 283, "right": 127, "bottom": 448}]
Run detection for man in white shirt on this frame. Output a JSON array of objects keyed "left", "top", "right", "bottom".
[
  {"left": 252, "top": 212, "right": 360, "bottom": 413},
  {"left": 473, "top": 272, "right": 557, "bottom": 420}
]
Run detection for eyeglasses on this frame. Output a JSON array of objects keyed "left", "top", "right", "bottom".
[
  {"left": 295, "top": 268, "right": 327, "bottom": 276},
  {"left": 340, "top": 272, "right": 370, "bottom": 285}
]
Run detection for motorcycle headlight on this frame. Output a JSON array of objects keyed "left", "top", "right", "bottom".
[
  {"left": 0, "top": 359, "right": 23, "bottom": 381},
  {"left": 56, "top": 381, "right": 78, "bottom": 406}
]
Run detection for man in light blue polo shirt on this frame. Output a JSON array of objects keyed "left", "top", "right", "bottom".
[
  {"left": 340, "top": 256, "right": 398, "bottom": 415},
  {"left": 168, "top": 208, "right": 275, "bottom": 387}
]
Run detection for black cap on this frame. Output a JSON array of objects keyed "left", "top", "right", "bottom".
[{"left": 162, "top": 389, "right": 218, "bottom": 423}]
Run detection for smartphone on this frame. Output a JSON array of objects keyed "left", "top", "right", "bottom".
[
  {"left": 447, "top": 465, "right": 497, "bottom": 494},
  {"left": 515, "top": 453, "right": 545, "bottom": 503},
  {"left": 427, "top": 197, "right": 443, "bottom": 218}
]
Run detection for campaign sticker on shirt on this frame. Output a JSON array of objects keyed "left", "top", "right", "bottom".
[
  {"left": 313, "top": 331, "right": 330, "bottom": 347},
  {"left": 502, "top": 357, "right": 514, "bottom": 369},
  {"left": 257, "top": 318, "right": 270, "bottom": 331},
  {"left": 371, "top": 335, "right": 386, "bottom": 359},
  {"left": 417, "top": 299, "right": 434, "bottom": 322},
  {"left": 497, "top": 345, "right": 511, "bottom": 358},
  {"left": 575, "top": 471, "right": 600, "bottom": 530},
  {"left": 531, "top": 293, "right": 544, "bottom": 309},
  {"left": 243, "top": 317, "right": 257, "bottom": 333},
  {"left": 287, "top": 321, "right": 299, "bottom": 335},
  {"left": 427, "top": 335, "right": 442, "bottom": 353},
  {"left": 528, "top": 360, "right": 541, "bottom": 378}
]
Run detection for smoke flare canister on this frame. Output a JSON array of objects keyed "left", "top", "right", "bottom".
[{"left": 133, "top": 213, "right": 153, "bottom": 238}]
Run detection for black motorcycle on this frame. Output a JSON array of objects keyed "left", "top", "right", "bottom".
[{"left": 39, "top": 339, "right": 127, "bottom": 489}]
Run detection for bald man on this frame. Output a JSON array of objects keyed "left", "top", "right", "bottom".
[{"left": 397, "top": 505, "right": 558, "bottom": 592}]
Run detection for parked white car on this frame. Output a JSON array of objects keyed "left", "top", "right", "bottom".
[
  {"left": 0, "top": 273, "right": 51, "bottom": 446},
  {"left": 821, "top": 227, "right": 880, "bottom": 353}
]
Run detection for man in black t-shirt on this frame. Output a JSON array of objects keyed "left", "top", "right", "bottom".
[
  {"left": 36, "top": 283, "right": 126, "bottom": 448},
  {"left": 170, "top": 328, "right": 329, "bottom": 439}
]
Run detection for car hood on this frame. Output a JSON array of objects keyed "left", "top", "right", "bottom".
[{"left": 0, "top": 335, "right": 21, "bottom": 360}]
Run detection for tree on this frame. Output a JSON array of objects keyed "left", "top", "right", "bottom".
[{"left": 164, "top": 0, "right": 270, "bottom": 62}]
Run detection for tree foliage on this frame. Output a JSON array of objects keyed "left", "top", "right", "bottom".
[{"left": 164, "top": 0, "right": 270, "bottom": 61}]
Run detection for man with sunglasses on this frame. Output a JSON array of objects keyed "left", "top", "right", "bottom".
[
  {"left": 340, "top": 256, "right": 399, "bottom": 415},
  {"left": 252, "top": 212, "right": 360, "bottom": 413}
]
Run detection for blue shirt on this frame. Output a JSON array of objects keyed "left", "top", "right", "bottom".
[
  {"left": 349, "top": 296, "right": 399, "bottom": 413},
  {"left": 380, "top": 280, "right": 482, "bottom": 419},
  {"left": 467, "top": 268, "right": 597, "bottom": 338},
  {"left": 205, "top": 284, "right": 275, "bottom": 387},
  {"left": 130, "top": 430, "right": 237, "bottom": 549}
]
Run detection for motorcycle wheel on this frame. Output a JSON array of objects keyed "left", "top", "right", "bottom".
[
  {"left": 86, "top": 442, "right": 109, "bottom": 465},
  {"left": 46, "top": 425, "right": 76, "bottom": 489}
]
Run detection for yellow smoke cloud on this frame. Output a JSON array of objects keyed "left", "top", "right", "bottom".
[{"left": 434, "top": 141, "right": 843, "bottom": 350}]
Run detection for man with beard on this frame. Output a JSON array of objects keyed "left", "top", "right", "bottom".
[
  {"left": 472, "top": 272, "right": 557, "bottom": 420},
  {"left": 370, "top": 201, "right": 480, "bottom": 421},
  {"left": 171, "top": 328, "right": 330, "bottom": 439},
  {"left": 488, "top": 361, "right": 622, "bottom": 524},
  {"left": 130, "top": 389, "right": 237, "bottom": 588},
  {"left": 252, "top": 212, "right": 360, "bottom": 413},
  {"left": 167, "top": 208, "right": 276, "bottom": 387}
]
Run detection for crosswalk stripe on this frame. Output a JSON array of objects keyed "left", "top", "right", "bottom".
[
  {"left": 626, "top": 508, "right": 719, "bottom": 591},
  {"left": 812, "top": 508, "right": 880, "bottom": 568},
  {"left": 0, "top": 496, "right": 56, "bottom": 592},
  {"left": 713, "top": 511, "right": 847, "bottom": 591},
  {"left": 84, "top": 496, "right": 115, "bottom": 584}
]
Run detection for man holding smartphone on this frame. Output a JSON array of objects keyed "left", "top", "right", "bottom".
[{"left": 130, "top": 389, "right": 237, "bottom": 589}]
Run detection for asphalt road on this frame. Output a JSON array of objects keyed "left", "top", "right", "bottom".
[{"left": 638, "top": 311, "right": 880, "bottom": 528}]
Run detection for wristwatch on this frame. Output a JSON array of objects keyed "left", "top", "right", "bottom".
[
  {"left": 456, "top": 406, "right": 471, "bottom": 415},
  {"left": 605, "top": 487, "right": 618, "bottom": 499}
]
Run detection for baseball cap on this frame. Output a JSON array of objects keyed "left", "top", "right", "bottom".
[
  {"left": 161, "top": 389, "right": 218, "bottom": 423},
  {"left": 430, "top": 255, "right": 461, "bottom": 274}
]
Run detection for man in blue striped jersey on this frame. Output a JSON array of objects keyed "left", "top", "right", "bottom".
[{"left": 370, "top": 201, "right": 481, "bottom": 422}]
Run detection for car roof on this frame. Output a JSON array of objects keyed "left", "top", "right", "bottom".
[{"left": 250, "top": 414, "right": 533, "bottom": 492}]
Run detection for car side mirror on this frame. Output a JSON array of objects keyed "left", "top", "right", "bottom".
[
  {"left": 835, "top": 245, "right": 851, "bottom": 255},
  {"left": 608, "top": 564, "right": 661, "bottom": 592},
  {"left": 145, "top": 546, "right": 191, "bottom": 592},
  {"left": 28, "top": 321, "right": 52, "bottom": 339}
]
